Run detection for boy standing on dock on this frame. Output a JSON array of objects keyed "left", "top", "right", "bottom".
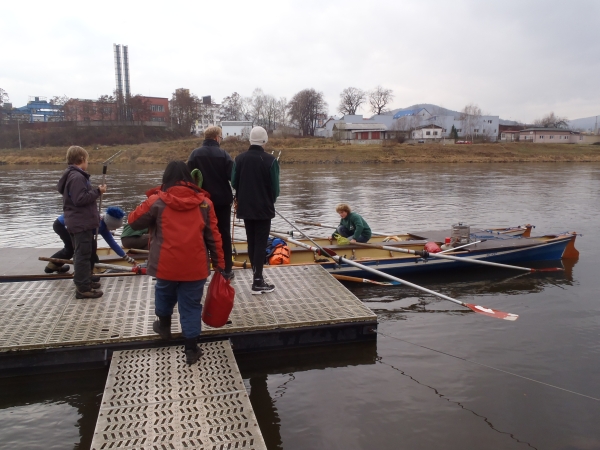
[
  {"left": 231, "top": 126, "right": 280, "bottom": 294},
  {"left": 56, "top": 146, "right": 106, "bottom": 299}
]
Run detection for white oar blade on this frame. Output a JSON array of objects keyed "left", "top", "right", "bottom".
[{"left": 465, "top": 303, "right": 519, "bottom": 321}]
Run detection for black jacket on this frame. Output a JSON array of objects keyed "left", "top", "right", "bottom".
[
  {"left": 187, "top": 140, "right": 234, "bottom": 206},
  {"left": 231, "top": 145, "right": 280, "bottom": 220},
  {"left": 56, "top": 165, "right": 101, "bottom": 234}
]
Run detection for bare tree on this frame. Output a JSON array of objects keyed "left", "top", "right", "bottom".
[
  {"left": 49, "top": 95, "right": 70, "bottom": 106},
  {"left": 276, "top": 97, "right": 289, "bottom": 130},
  {"left": 248, "top": 88, "right": 267, "bottom": 127},
  {"left": 170, "top": 88, "right": 201, "bottom": 134},
  {"left": 264, "top": 95, "right": 278, "bottom": 131},
  {"left": 221, "top": 92, "right": 244, "bottom": 121},
  {"left": 288, "top": 88, "right": 328, "bottom": 136},
  {"left": 338, "top": 87, "right": 365, "bottom": 115},
  {"left": 534, "top": 112, "right": 569, "bottom": 128},
  {"left": 97, "top": 94, "right": 115, "bottom": 121},
  {"left": 368, "top": 86, "right": 394, "bottom": 115},
  {"left": 128, "top": 95, "right": 152, "bottom": 122},
  {"left": 459, "top": 103, "right": 482, "bottom": 140}
]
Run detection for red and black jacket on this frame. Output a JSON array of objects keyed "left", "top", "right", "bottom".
[{"left": 128, "top": 182, "right": 225, "bottom": 281}]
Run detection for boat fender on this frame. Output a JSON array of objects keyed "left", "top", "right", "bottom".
[{"left": 424, "top": 242, "right": 442, "bottom": 253}]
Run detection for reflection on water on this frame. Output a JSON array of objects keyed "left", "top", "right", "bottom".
[{"left": 1, "top": 163, "right": 600, "bottom": 449}]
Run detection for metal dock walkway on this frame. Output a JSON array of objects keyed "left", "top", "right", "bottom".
[
  {"left": 91, "top": 341, "right": 266, "bottom": 450},
  {"left": 0, "top": 264, "right": 377, "bottom": 374}
]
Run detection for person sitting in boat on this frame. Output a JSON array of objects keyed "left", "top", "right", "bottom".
[
  {"left": 120, "top": 223, "right": 149, "bottom": 250},
  {"left": 332, "top": 203, "right": 372, "bottom": 244},
  {"left": 44, "top": 206, "right": 136, "bottom": 274}
]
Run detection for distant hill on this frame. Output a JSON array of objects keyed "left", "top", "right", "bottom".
[
  {"left": 386, "top": 103, "right": 521, "bottom": 125},
  {"left": 569, "top": 115, "right": 599, "bottom": 132}
]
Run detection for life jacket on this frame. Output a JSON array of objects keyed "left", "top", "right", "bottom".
[{"left": 266, "top": 237, "right": 291, "bottom": 265}]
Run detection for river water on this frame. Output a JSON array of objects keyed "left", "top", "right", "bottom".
[{"left": 0, "top": 162, "right": 599, "bottom": 449}]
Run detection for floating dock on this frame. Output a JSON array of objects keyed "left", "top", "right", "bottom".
[
  {"left": 91, "top": 341, "right": 267, "bottom": 450},
  {"left": 0, "top": 264, "right": 378, "bottom": 375}
]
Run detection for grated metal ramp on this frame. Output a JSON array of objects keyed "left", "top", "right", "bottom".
[
  {"left": 91, "top": 340, "right": 266, "bottom": 450},
  {"left": 0, "top": 265, "right": 376, "bottom": 352}
]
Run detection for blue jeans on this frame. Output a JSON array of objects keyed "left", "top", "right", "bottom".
[
  {"left": 336, "top": 225, "right": 370, "bottom": 243},
  {"left": 155, "top": 278, "right": 207, "bottom": 339}
]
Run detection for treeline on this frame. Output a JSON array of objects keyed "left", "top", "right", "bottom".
[{"left": 0, "top": 122, "right": 183, "bottom": 149}]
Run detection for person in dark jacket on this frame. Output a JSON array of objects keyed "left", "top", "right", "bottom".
[
  {"left": 187, "top": 126, "right": 234, "bottom": 279},
  {"left": 56, "top": 146, "right": 106, "bottom": 299},
  {"left": 128, "top": 161, "right": 225, "bottom": 365},
  {"left": 231, "top": 126, "right": 280, "bottom": 294}
]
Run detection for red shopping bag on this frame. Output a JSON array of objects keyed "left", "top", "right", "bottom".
[{"left": 202, "top": 271, "right": 235, "bottom": 328}]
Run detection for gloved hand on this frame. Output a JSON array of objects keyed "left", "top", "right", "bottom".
[
  {"left": 123, "top": 254, "right": 136, "bottom": 264},
  {"left": 221, "top": 270, "right": 234, "bottom": 281}
]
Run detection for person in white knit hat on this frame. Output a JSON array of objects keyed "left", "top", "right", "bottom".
[{"left": 231, "top": 126, "right": 280, "bottom": 294}]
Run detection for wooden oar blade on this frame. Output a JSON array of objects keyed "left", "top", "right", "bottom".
[{"left": 465, "top": 303, "right": 519, "bottom": 321}]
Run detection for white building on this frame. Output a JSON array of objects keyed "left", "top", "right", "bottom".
[
  {"left": 411, "top": 124, "right": 444, "bottom": 140},
  {"left": 193, "top": 96, "right": 223, "bottom": 135},
  {"left": 222, "top": 121, "right": 253, "bottom": 139}
]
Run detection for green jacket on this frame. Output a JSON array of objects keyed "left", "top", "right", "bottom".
[{"left": 339, "top": 212, "right": 372, "bottom": 240}]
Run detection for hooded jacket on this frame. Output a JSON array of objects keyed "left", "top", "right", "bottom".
[
  {"left": 128, "top": 182, "right": 225, "bottom": 281},
  {"left": 56, "top": 165, "right": 101, "bottom": 234}
]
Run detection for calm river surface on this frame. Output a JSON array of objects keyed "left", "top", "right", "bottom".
[{"left": 0, "top": 162, "right": 599, "bottom": 449}]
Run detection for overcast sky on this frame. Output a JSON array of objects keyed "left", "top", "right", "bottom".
[{"left": 2, "top": 0, "right": 599, "bottom": 123}]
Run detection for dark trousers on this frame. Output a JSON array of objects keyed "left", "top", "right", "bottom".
[
  {"left": 337, "top": 225, "right": 370, "bottom": 243},
  {"left": 155, "top": 278, "right": 206, "bottom": 339},
  {"left": 214, "top": 204, "right": 233, "bottom": 272},
  {"left": 121, "top": 235, "right": 149, "bottom": 250},
  {"left": 50, "top": 219, "right": 74, "bottom": 265},
  {"left": 70, "top": 229, "right": 97, "bottom": 290},
  {"left": 244, "top": 219, "right": 271, "bottom": 281}
]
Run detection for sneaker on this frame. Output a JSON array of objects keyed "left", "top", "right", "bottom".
[
  {"left": 251, "top": 279, "right": 275, "bottom": 295},
  {"left": 153, "top": 319, "right": 172, "bottom": 340},
  {"left": 90, "top": 281, "right": 102, "bottom": 290},
  {"left": 185, "top": 346, "right": 203, "bottom": 365},
  {"left": 75, "top": 288, "right": 103, "bottom": 299},
  {"left": 45, "top": 263, "right": 70, "bottom": 274}
]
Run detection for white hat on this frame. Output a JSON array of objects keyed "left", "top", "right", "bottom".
[
  {"left": 249, "top": 126, "right": 268, "bottom": 146},
  {"left": 103, "top": 206, "right": 125, "bottom": 230}
]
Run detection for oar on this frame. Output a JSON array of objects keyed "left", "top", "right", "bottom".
[
  {"left": 39, "top": 256, "right": 146, "bottom": 274},
  {"left": 270, "top": 229, "right": 518, "bottom": 321},
  {"left": 353, "top": 242, "right": 563, "bottom": 273},
  {"left": 331, "top": 274, "right": 400, "bottom": 286},
  {"left": 96, "top": 150, "right": 124, "bottom": 243},
  {"left": 294, "top": 220, "right": 391, "bottom": 237}
]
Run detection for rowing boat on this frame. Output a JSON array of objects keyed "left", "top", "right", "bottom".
[
  {"left": 234, "top": 225, "right": 579, "bottom": 278},
  {"left": 38, "top": 224, "right": 578, "bottom": 280}
]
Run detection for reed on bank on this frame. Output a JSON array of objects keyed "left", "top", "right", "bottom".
[{"left": 1, "top": 137, "right": 600, "bottom": 165}]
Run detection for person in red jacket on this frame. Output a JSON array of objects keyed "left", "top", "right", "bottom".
[{"left": 128, "top": 161, "right": 225, "bottom": 365}]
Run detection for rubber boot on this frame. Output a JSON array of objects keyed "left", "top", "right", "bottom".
[
  {"left": 45, "top": 262, "right": 70, "bottom": 274},
  {"left": 184, "top": 337, "right": 203, "bottom": 365},
  {"left": 152, "top": 315, "right": 172, "bottom": 340}
]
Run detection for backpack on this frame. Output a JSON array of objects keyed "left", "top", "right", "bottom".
[{"left": 266, "top": 237, "right": 291, "bottom": 265}]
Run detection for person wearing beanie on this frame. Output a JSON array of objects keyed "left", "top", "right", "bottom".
[
  {"left": 231, "top": 126, "right": 280, "bottom": 294},
  {"left": 45, "top": 206, "right": 136, "bottom": 281},
  {"left": 187, "top": 126, "right": 235, "bottom": 280}
]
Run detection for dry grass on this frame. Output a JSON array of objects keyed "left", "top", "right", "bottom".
[{"left": 1, "top": 138, "right": 600, "bottom": 165}]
